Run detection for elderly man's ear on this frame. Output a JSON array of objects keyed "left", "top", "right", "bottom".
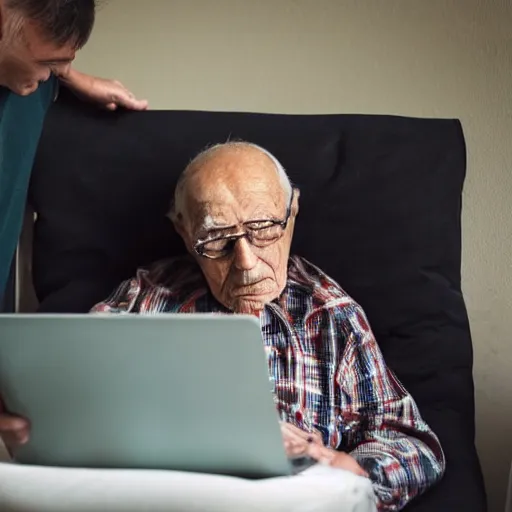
[
  {"left": 171, "top": 216, "right": 188, "bottom": 243},
  {"left": 291, "top": 188, "right": 300, "bottom": 218},
  {"left": 172, "top": 218, "right": 199, "bottom": 257},
  {"left": 168, "top": 211, "right": 191, "bottom": 247}
]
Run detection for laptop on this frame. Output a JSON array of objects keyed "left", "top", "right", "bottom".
[{"left": 0, "top": 314, "right": 292, "bottom": 478}]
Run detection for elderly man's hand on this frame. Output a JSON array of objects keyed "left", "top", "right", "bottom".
[
  {"left": 59, "top": 68, "right": 148, "bottom": 111},
  {"left": 0, "top": 397, "right": 30, "bottom": 453},
  {"left": 281, "top": 422, "right": 368, "bottom": 478}
]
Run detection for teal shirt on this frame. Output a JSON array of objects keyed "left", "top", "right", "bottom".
[{"left": 0, "top": 78, "right": 57, "bottom": 299}]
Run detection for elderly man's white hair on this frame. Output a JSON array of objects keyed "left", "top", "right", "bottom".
[{"left": 169, "top": 141, "right": 293, "bottom": 222}]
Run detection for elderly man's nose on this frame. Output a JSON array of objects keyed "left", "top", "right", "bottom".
[{"left": 233, "top": 238, "right": 258, "bottom": 270}]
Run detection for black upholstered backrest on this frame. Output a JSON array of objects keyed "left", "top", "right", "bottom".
[{"left": 29, "top": 89, "right": 485, "bottom": 511}]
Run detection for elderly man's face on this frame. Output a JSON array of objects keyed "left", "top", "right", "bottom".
[{"left": 174, "top": 146, "right": 299, "bottom": 315}]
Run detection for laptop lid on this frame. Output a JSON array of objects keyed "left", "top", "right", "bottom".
[{"left": 0, "top": 314, "right": 291, "bottom": 478}]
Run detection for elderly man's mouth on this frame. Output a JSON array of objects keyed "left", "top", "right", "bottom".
[{"left": 232, "top": 279, "right": 273, "bottom": 296}]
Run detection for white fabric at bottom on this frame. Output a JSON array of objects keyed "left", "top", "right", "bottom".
[{"left": 0, "top": 462, "right": 376, "bottom": 512}]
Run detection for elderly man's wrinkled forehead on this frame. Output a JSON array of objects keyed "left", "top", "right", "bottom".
[{"left": 180, "top": 145, "right": 287, "bottom": 234}]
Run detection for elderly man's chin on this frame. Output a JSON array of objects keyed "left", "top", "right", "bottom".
[
  {"left": 226, "top": 282, "right": 281, "bottom": 316},
  {"left": 231, "top": 298, "right": 267, "bottom": 316}
]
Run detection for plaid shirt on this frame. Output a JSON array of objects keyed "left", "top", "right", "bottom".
[{"left": 92, "top": 255, "right": 445, "bottom": 510}]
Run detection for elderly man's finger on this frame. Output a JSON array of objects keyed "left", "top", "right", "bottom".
[
  {"left": 306, "top": 443, "right": 335, "bottom": 465},
  {"left": 281, "top": 423, "right": 324, "bottom": 448},
  {"left": 0, "top": 415, "right": 29, "bottom": 432},
  {"left": 316, "top": 447, "right": 370, "bottom": 478},
  {"left": 280, "top": 423, "right": 311, "bottom": 442},
  {"left": 15, "top": 427, "right": 30, "bottom": 445},
  {"left": 284, "top": 442, "right": 306, "bottom": 458},
  {"left": 280, "top": 423, "right": 306, "bottom": 441}
]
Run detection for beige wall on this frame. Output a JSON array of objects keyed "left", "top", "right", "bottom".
[{"left": 74, "top": 1, "right": 512, "bottom": 509}]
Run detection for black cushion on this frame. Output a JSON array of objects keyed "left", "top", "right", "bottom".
[{"left": 29, "top": 89, "right": 486, "bottom": 511}]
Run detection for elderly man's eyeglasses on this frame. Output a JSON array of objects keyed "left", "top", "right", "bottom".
[{"left": 194, "top": 199, "right": 293, "bottom": 260}]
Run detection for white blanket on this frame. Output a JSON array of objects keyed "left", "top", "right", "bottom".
[{"left": 0, "top": 460, "right": 376, "bottom": 512}]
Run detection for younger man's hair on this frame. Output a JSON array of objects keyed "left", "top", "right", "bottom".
[{"left": 6, "top": 0, "right": 96, "bottom": 49}]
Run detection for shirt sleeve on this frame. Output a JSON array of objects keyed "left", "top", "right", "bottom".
[
  {"left": 332, "top": 303, "right": 445, "bottom": 511},
  {"left": 90, "top": 275, "right": 142, "bottom": 313}
]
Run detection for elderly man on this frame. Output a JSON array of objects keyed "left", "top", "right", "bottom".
[
  {"left": 0, "top": 142, "right": 445, "bottom": 510},
  {"left": 94, "top": 142, "right": 446, "bottom": 510},
  {"left": 0, "top": 0, "right": 147, "bottom": 303}
]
